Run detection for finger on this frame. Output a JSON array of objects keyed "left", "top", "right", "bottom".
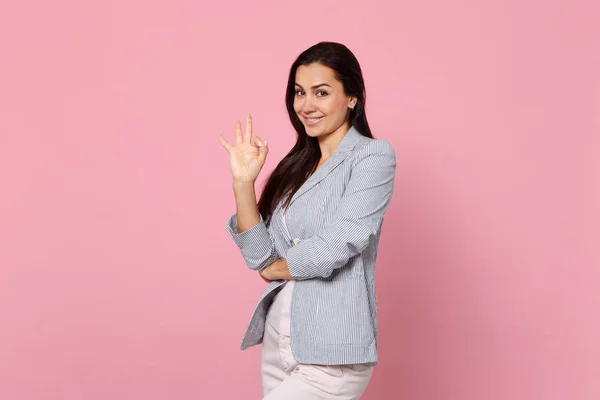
[
  {"left": 217, "top": 134, "right": 231, "bottom": 151},
  {"left": 251, "top": 135, "right": 264, "bottom": 148},
  {"left": 244, "top": 114, "right": 252, "bottom": 143},
  {"left": 235, "top": 121, "right": 243, "bottom": 145},
  {"left": 258, "top": 139, "right": 269, "bottom": 163}
]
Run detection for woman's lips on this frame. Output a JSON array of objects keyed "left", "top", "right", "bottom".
[{"left": 303, "top": 116, "right": 324, "bottom": 126}]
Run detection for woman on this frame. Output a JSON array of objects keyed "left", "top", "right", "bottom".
[{"left": 218, "top": 42, "right": 396, "bottom": 399}]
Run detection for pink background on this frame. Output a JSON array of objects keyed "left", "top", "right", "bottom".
[{"left": 1, "top": 0, "right": 598, "bottom": 399}]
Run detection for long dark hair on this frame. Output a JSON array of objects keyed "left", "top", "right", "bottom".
[{"left": 258, "top": 41, "right": 373, "bottom": 226}]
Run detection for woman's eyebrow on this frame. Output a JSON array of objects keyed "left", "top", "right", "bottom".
[{"left": 294, "top": 83, "right": 333, "bottom": 89}]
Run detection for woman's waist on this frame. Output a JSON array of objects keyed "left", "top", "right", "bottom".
[{"left": 265, "top": 280, "right": 295, "bottom": 328}]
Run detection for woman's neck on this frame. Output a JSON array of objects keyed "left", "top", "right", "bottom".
[{"left": 317, "top": 121, "right": 351, "bottom": 159}]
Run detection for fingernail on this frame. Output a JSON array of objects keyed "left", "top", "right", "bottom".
[
  {"left": 258, "top": 141, "right": 263, "bottom": 146},
  {"left": 264, "top": 140, "right": 268, "bottom": 147}
]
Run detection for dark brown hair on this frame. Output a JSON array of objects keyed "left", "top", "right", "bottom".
[{"left": 258, "top": 42, "right": 373, "bottom": 226}]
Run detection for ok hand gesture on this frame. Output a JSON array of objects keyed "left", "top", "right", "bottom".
[{"left": 218, "top": 114, "right": 268, "bottom": 183}]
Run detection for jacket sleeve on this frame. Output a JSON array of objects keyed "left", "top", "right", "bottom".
[
  {"left": 225, "top": 213, "right": 278, "bottom": 271},
  {"left": 285, "top": 140, "right": 396, "bottom": 280}
]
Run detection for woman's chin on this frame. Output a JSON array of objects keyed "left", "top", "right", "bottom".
[{"left": 303, "top": 125, "right": 324, "bottom": 138}]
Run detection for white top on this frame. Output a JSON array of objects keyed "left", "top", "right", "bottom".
[{"left": 265, "top": 206, "right": 297, "bottom": 333}]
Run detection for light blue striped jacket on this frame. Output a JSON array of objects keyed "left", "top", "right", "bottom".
[{"left": 225, "top": 126, "right": 396, "bottom": 366}]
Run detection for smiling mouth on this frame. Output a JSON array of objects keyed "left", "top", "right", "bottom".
[{"left": 302, "top": 116, "right": 324, "bottom": 126}]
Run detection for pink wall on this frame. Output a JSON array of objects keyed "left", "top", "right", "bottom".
[{"left": 1, "top": 1, "right": 598, "bottom": 399}]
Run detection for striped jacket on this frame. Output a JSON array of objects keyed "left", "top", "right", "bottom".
[{"left": 225, "top": 126, "right": 397, "bottom": 365}]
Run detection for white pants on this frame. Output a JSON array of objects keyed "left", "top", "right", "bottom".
[{"left": 261, "top": 281, "right": 373, "bottom": 399}]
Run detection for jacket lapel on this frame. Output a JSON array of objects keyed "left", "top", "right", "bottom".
[{"left": 288, "top": 127, "right": 362, "bottom": 207}]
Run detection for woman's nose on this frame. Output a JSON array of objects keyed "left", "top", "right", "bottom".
[{"left": 301, "top": 96, "right": 317, "bottom": 112}]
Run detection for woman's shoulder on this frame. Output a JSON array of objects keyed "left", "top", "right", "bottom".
[{"left": 351, "top": 135, "right": 396, "bottom": 161}]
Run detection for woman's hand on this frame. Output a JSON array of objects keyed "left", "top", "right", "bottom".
[
  {"left": 259, "top": 273, "right": 272, "bottom": 284},
  {"left": 259, "top": 259, "right": 293, "bottom": 282},
  {"left": 259, "top": 265, "right": 274, "bottom": 282},
  {"left": 218, "top": 114, "right": 268, "bottom": 183}
]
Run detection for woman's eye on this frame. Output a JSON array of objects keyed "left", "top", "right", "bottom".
[
  {"left": 295, "top": 90, "right": 305, "bottom": 96},
  {"left": 317, "top": 90, "right": 328, "bottom": 97}
]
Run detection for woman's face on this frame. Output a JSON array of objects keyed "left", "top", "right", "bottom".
[{"left": 293, "top": 63, "right": 356, "bottom": 139}]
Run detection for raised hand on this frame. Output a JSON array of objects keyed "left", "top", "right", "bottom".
[{"left": 218, "top": 114, "right": 268, "bottom": 183}]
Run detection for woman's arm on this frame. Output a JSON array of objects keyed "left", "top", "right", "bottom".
[
  {"left": 259, "top": 140, "right": 396, "bottom": 281},
  {"left": 232, "top": 180, "right": 261, "bottom": 233},
  {"left": 259, "top": 259, "right": 293, "bottom": 281},
  {"left": 284, "top": 140, "right": 396, "bottom": 280},
  {"left": 220, "top": 115, "right": 278, "bottom": 272},
  {"left": 225, "top": 181, "right": 279, "bottom": 272}
]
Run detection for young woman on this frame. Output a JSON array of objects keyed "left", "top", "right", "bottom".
[{"left": 218, "top": 41, "right": 396, "bottom": 399}]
